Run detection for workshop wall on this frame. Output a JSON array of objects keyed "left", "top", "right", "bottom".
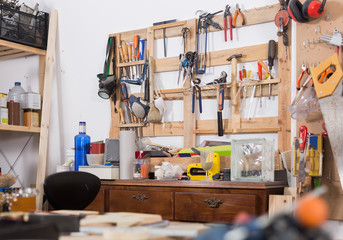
[{"left": 0, "top": 0, "right": 279, "bottom": 186}]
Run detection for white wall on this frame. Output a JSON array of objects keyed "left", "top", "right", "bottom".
[{"left": 0, "top": 0, "right": 341, "bottom": 237}]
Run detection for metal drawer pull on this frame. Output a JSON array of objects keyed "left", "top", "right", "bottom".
[
  {"left": 203, "top": 198, "right": 223, "bottom": 208},
  {"left": 132, "top": 194, "right": 148, "bottom": 202}
]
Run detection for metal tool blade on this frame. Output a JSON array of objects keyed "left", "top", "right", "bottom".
[{"left": 318, "top": 77, "right": 343, "bottom": 188}]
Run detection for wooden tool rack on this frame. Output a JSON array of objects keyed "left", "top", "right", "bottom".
[{"left": 109, "top": 3, "right": 291, "bottom": 157}]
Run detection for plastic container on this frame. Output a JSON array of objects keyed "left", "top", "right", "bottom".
[
  {"left": 86, "top": 154, "right": 104, "bottom": 165},
  {"left": 8, "top": 82, "right": 25, "bottom": 125},
  {"left": 7, "top": 100, "right": 20, "bottom": 125},
  {"left": 8, "top": 82, "right": 25, "bottom": 103},
  {"left": 74, "top": 122, "right": 91, "bottom": 171}
]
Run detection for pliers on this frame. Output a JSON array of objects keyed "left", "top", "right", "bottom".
[
  {"left": 224, "top": 5, "right": 232, "bottom": 41},
  {"left": 192, "top": 78, "right": 202, "bottom": 113},
  {"left": 296, "top": 63, "right": 313, "bottom": 90},
  {"left": 232, "top": 4, "right": 245, "bottom": 28}
]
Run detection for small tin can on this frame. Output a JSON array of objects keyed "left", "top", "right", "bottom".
[{"left": 0, "top": 93, "right": 7, "bottom": 108}]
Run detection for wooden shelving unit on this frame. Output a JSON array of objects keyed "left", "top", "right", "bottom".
[
  {"left": 0, "top": 10, "right": 58, "bottom": 211},
  {"left": 108, "top": 3, "right": 291, "bottom": 156}
]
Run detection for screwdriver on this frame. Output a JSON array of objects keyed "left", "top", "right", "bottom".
[
  {"left": 268, "top": 40, "right": 276, "bottom": 99},
  {"left": 283, "top": 32, "right": 289, "bottom": 59}
]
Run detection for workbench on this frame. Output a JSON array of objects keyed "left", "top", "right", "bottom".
[{"left": 86, "top": 180, "right": 287, "bottom": 223}]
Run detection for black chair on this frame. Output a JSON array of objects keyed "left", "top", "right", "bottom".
[{"left": 44, "top": 171, "right": 101, "bottom": 210}]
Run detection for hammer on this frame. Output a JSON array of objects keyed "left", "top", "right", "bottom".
[{"left": 227, "top": 54, "right": 242, "bottom": 106}]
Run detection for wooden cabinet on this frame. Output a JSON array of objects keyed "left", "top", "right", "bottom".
[{"left": 87, "top": 180, "right": 286, "bottom": 223}]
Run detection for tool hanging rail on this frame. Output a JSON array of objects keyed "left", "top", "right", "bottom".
[{"left": 109, "top": 3, "right": 291, "bottom": 154}]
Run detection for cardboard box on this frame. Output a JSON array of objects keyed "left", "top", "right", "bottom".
[{"left": 79, "top": 166, "right": 119, "bottom": 179}]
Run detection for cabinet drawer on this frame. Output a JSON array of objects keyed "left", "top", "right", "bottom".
[
  {"left": 85, "top": 189, "right": 105, "bottom": 212},
  {"left": 109, "top": 190, "right": 174, "bottom": 220},
  {"left": 175, "top": 192, "right": 256, "bottom": 223}
]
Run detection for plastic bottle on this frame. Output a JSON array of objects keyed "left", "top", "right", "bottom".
[
  {"left": 8, "top": 82, "right": 25, "bottom": 103},
  {"left": 8, "top": 82, "right": 25, "bottom": 125},
  {"left": 74, "top": 122, "right": 91, "bottom": 171}
]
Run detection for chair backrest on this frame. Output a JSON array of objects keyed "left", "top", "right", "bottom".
[{"left": 44, "top": 171, "right": 101, "bottom": 210}]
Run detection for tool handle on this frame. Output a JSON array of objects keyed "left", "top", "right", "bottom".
[
  {"left": 239, "top": 70, "right": 242, "bottom": 81},
  {"left": 191, "top": 147, "right": 201, "bottom": 155},
  {"left": 299, "top": 125, "right": 308, "bottom": 151},
  {"left": 224, "top": 17, "right": 227, "bottom": 42},
  {"left": 198, "top": 91, "right": 202, "bottom": 113},
  {"left": 268, "top": 40, "right": 276, "bottom": 69},
  {"left": 118, "top": 45, "right": 124, "bottom": 63},
  {"left": 258, "top": 62, "right": 263, "bottom": 80},
  {"left": 134, "top": 35, "right": 140, "bottom": 59},
  {"left": 192, "top": 90, "right": 195, "bottom": 113},
  {"left": 122, "top": 42, "right": 129, "bottom": 62},
  {"left": 139, "top": 38, "right": 145, "bottom": 60},
  {"left": 218, "top": 85, "right": 224, "bottom": 111},
  {"left": 121, "top": 83, "right": 129, "bottom": 101},
  {"left": 144, "top": 77, "right": 150, "bottom": 102},
  {"left": 229, "top": 16, "right": 233, "bottom": 40},
  {"left": 217, "top": 111, "right": 223, "bottom": 136},
  {"left": 296, "top": 71, "right": 304, "bottom": 90},
  {"left": 119, "top": 108, "right": 125, "bottom": 124},
  {"left": 257, "top": 59, "right": 269, "bottom": 73},
  {"left": 127, "top": 43, "right": 132, "bottom": 62}
]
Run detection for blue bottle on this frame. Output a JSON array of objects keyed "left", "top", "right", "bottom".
[{"left": 74, "top": 121, "right": 90, "bottom": 171}]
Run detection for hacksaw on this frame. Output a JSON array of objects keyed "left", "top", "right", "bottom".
[{"left": 310, "top": 53, "right": 343, "bottom": 189}]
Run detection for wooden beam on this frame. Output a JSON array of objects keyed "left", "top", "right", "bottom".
[
  {"left": 154, "top": 43, "right": 271, "bottom": 73},
  {"left": 0, "top": 125, "right": 40, "bottom": 133},
  {"left": 0, "top": 39, "right": 46, "bottom": 56},
  {"left": 109, "top": 28, "right": 147, "bottom": 42},
  {"left": 36, "top": 9, "right": 58, "bottom": 211},
  {"left": 151, "top": 21, "right": 187, "bottom": 30},
  {"left": 183, "top": 19, "right": 197, "bottom": 147}
]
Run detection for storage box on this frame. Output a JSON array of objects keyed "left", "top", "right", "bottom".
[
  {"left": 21, "top": 92, "right": 41, "bottom": 109},
  {"left": 79, "top": 166, "right": 119, "bottom": 180},
  {"left": 0, "top": 4, "right": 49, "bottom": 49}
]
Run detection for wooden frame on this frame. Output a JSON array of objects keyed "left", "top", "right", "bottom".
[{"left": 109, "top": 3, "right": 291, "bottom": 156}]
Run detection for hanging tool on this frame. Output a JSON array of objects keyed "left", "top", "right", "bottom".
[
  {"left": 207, "top": 71, "right": 228, "bottom": 85},
  {"left": 181, "top": 27, "right": 189, "bottom": 53},
  {"left": 152, "top": 19, "right": 176, "bottom": 58},
  {"left": 178, "top": 51, "right": 196, "bottom": 86},
  {"left": 121, "top": 83, "right": 132, "bottom": 124},
  {"left": 196, "top": 10, "right": 223, "bottom": 74},
  {"left": 268, "top": 40, "right": 276, "bottom": 99},
  {"left": 296, "top": 63, "right": 313, "bottom": 90},
  {"left": 227, "top": 54, "right": 242, "bottom": 106},
  {"left": 191, "top": 78, "right": 202, "bottom": 114},
  {"left": 310, "top": 54, "right": 343, "bottom": 186},
  {"left": 232, "top": 4, "right": 245, "bottom": 28},
  {"left": 274, "top": 0, "right": 289, "bottom": 58},
  {"left": 223, "top": 5, "right": 233, "bottom": 42},
  {"left": 319, "top": 28, "right": 343, "bottom": 55},
  {"left": 215, "top": 72, "right": 228, "bottom": 136},
  {"left": 298, "top": 125, "right": 308, "bottom": 194}
]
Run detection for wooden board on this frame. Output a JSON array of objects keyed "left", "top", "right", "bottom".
[
  {"left": 295, "top": 0, "right": 343, "bottom": 220},
  {"left": 268, "top": 195, "right": 294, "bottom": 217},
  {"left": 35, "top": 9, "right": 58, "bottom": 210}
]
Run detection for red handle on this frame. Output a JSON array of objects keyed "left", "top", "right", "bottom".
[
  {"left": 299, "top": 125, "right": 308, "bottom": 151},
  {"left": 258, "top": 62, "right": 262, "bottom": 80},
  {"left": 224, "top": 18, "right": 227, "bottom": 42},
  {"left": 229, "top": 16, "right": 233, "bottom": 41}
]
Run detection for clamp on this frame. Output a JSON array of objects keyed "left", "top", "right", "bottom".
[{"left": 192, "top": 78, "right": 202, "bottom": 113}]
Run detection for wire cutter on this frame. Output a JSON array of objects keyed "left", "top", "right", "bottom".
[
  {"left": 296, "top": 63, "right": 313, "bottom": 90},
  {"left": 232, "top": 4, "right": 245, "bottom": 28},
  {"left": 192, "top": 78, "right": 202, "bottom": 113},
  {"left": 224, "top": 5, "right": 232, "bottom": 41}
]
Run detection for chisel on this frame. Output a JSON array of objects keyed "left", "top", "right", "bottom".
[{"left": 298, "top": 125, "right": 308, "bottom": 193}]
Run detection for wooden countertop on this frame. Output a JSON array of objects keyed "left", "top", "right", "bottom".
[{"left": 101, "top": 179, "right": 287, "bottom": 189}]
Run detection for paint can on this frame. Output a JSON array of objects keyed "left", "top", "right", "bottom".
[{"left": 0, "top": 107, "right": 8, "bottom": 125}]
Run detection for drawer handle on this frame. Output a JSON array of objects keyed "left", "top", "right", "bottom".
[
  {"left": 132, "top": 194, "right": 148, "bottom": 202},
  {"left": 203, "top": 198, "right": 223, "bottom": 208}
]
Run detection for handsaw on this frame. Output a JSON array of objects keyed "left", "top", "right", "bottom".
[{"left": 310, "top": 53, "right": 343, "bottom": 189}]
